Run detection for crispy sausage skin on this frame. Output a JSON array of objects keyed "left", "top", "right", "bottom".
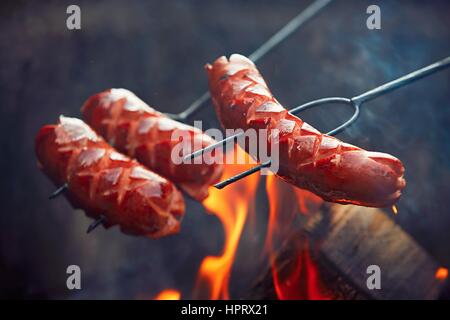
[
  {"left": 206, "top": 54, "right": 406, "bottom": 207},
  {"left": 35, "top": 116, "right": 185, "bottom": 238},
  {"left": 82, "top": 89, "right": 223, "bottom": 201}
]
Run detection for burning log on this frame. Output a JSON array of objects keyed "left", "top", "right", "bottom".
[
  {"left": 316, "top": 205, "right": 447, "bottom": 299},
  {"left": 251, "top": 235, "right": 366, "bottom": 300},
  {"left": 251, "top": 202, "right": 447, "bottom": 300}
]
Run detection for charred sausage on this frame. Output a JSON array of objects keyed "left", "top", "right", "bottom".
[
  {"left": 35, "top": 116, "right": 185, "bottom": 238},
  {"left": 206, "top": 54, "right": 406, "bottom": 207},
  {"left": 82, "top": 89, "right": 223, "bottom": 201}
]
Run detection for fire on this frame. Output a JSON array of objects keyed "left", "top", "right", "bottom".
[
  {"left": 195, "top": 146, "right": 260, "bottom": 299},
  {"left": 265, "top": 174, "right": 330, "bottom": 300},
  {"left": 157, "top": 146, "right": 330, "bottom": 300},
  {"left": 435, "top": 267, "right": 448, "bottom": 281},
  {"left": 294, "top": 184, "right": 323, "bottom": 215},
  {"left": 154, "top": 289, "right": 181, "bottom": 300},
  {"left": 271, "top": 236, "right": 328, "bottom": 299}
]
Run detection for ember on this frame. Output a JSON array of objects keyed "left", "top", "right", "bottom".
[
  {"left": 154, "top": 289, "right": 181, "bottom": 300},
  {"left": 392, "top": 205, "right": 398, "bottom": 215},
  {"left": 435, "top": 268, "right": 448, "bottom": 281}
]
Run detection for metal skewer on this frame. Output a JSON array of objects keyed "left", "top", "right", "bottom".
[
  {"left": 165, "top": 0, "right": 333, "bottom": 121},
  {"left": 47, "top": 0, "right": 333, "bottom": 202},
  {"left": 86, "top": 216, "right": 106, "bottom": 234},
  {"left": 48, "top": 183, "right": 68, "bottom": 199},
  {"left": 45, "top": 0, "right": 334, "bottom": 235},
  {"left": 200, "top": 55, "right": 450, "bottom": 189}
]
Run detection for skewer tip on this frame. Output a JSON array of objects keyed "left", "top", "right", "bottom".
[
  {"left": 48, "top": 183, "right": 68, "bottom": 199},
  {"left": 86, "top": 216, "right": 106, "bottom": 234}
]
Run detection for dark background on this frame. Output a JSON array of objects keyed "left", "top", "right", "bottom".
[{"left": 0, "top": 0, "right": 449, "bottom": 299}]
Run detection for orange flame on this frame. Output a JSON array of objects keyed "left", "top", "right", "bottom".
[
  {"left": 294, "top": 186, "right": 323, "bottom": 215},
  {"left": 157, "top": 147, "right": 330, "bottom": 300},
  {"left": 265, "top": 174, "right": 330, "bottom": 300},
  {"left": 195, "top": 146, "right": 260, "bottom": 299},
  {"left": 154, "top": 289, "right": 181, "bottom": 300},
  {"left": 435, "top": 267, "right": 448, "bottom": 281}
]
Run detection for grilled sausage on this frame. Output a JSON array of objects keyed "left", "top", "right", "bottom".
[
  {"left": 82, "top": 89, "right": 223, "bottom": 201},
  {"left": 35, "top": 116, "right": 185, "bottom": 238},
  {"left": 206, "top": 54, "right": 406, "bottom": 207}
]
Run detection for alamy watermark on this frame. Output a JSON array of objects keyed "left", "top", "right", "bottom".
[
  {"left": 366, "top": 5, "right": 381, "bottom": 30},
  {"left": 66, "top": 265, "right": 81, "bottom": 290},
  {"left": 170, "top": 121, "right": 280, "bottom": 175},
  {"left": 66, "top": 5, "right": 81, "bottom": 30},
  {"left": 366, "top": 265, "right": 381, "bottom": 290}
]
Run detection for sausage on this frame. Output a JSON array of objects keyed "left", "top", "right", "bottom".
[
  {"left": 206, "top": 54, "right": 406, "bottom": 207},
  {"left": 81, "top": 89, "right": 223, "bottom": 201},
  {"left": 35, "top": 116, "right": 185, "bottom": 238}
]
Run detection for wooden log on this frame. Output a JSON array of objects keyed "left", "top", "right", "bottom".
[
  {"left": 313, "top": 205, "right": 446, "bottom": 300},
  {"left": 251, "top": 203, "right": 447, "bottom": 300},
  {"left": 250, "top": 230, "right": 367, "bottom": 299}
]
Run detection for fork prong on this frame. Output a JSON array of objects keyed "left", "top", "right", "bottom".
[
  {"left": 214, "top": 161, "right": 271, "bottom": 189},
  {"left": 183, "top": 132, "right": 243, "bottom": 162}
]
